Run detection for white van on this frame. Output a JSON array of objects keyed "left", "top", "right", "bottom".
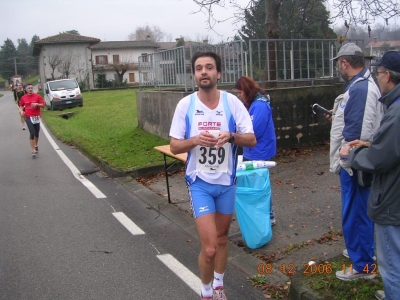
[{"left": 44, "top": 78, "right": 83, "bottom": 110}]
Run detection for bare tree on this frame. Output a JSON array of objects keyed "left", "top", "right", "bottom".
[
  {"left": 127, "top": 25, "right": 165, "bottom": 42},
  {"left": 330, "top": 1, "right": 399, "bottom": 26},
  {"left": 192, "top": 0, "right": 399, "bottom": 36},
  {"left": 47, "top": 51, "right": 62, "bottom": 80},
  {"left": 58, "top": 50, "right": 77, "bottom": 79},
  {"left": 192, "top": 0, "right": 399, "bottom": 83},
  {"left": 110, "top": 55, "right": 138, "bottom": 84},
  {"left": 194, "top": 34, "right": 215, "bottom": 44}
]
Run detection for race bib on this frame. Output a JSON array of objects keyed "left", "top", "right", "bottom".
[
  {"left": 195, "top": 144, "right": 230, "bottom": 173},
  {"left": 30, "top": 116, "right": 40, "bottom": 124}
]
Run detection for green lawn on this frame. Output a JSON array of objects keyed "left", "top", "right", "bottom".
[
  {"left": 41, "top": 89, "right": 170, "bottom": 171},
  {"left": 24, "top": 75, "right": 40, "bottom": 85}
]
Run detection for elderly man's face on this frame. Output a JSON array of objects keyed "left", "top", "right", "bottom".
[{"left": 374, "top": 67, "right": 390, "bottom": 95}]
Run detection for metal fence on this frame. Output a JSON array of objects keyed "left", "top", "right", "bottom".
[
  {"left": 249, "top": 39, "right": 365, "bottom": 82},
  {"left": 138, "top": 39, "right": 365, "bottom": 89},
  {"left": 138, "top": 40, "right": 245, "bottom": 91}
]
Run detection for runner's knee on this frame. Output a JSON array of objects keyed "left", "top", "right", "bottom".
[{"left": 202, "top": 245, "right": 217, "bottom": 261}]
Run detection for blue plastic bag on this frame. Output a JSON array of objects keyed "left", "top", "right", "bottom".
[{"left": 235, "top": 169, "right": 272, "bottom": 249}]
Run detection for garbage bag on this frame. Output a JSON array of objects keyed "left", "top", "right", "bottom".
[{"left": 235, "top": 169, "right": 272, "bottom": 249}]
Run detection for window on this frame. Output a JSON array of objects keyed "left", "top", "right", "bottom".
[
  {"left": 141, "top": 53, "right": 148, "bottom": 62},
  {"left": 113, "top": 55, "right": 120, "bottom": 64},
  {"left": 95, "top": 55, "right": 108, "bottom": 65}
]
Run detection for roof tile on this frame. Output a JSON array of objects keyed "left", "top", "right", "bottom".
[
  {"left": 90, "top": 40, "right": 160, "bottom": 50},
  {"left": 35, "top": 33, "right": 100, "bottom": 44}
]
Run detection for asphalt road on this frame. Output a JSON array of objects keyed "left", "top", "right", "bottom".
[{"left": 0, "top": 89, "right": 265, "bottom": 300}]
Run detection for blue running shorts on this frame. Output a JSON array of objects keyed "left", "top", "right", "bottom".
[{"left": 186, "top": 177, "right": 236, "bottom": 219}]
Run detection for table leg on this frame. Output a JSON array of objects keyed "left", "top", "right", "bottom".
[{"left": 162, "top": 154, "right": 172, "bottom": 203}]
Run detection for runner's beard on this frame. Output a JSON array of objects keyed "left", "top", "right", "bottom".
[{"left": 197, "top": 79, "right": 217, "bottom": 90}]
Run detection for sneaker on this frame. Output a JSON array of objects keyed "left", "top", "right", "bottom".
[
  {"left": 270, "top": 218, "right": 277, "bottom": 226},
  {"left": 335, "top": 266, "right": 376, "bottom": 281},
  {"left": 31, "top": 151, "right": 36, "bottom": 158},
  {"left": 343, "top": 249, "right": 376, "bottom": 260},
  {"left": 35, "top": 145, "right": 39, "bottom": 153},
  {"left": 375, "top": 290, "right": 385, "bottom": 300},
  {"left": 201, "top": 294, "right": 212, "bottom": 300},
  {"left": 213, "top": 286, "right": 227, "bottom": 300},
  {"left": 22, "top": 127, "right": 26, "bottom": 130},
  {"left": 342, "top": 249, "right": 349, "bottom": 258}
]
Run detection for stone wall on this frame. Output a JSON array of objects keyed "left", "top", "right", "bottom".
[{"left": 137, "top": 84, "right": 343, "bottom": 149}]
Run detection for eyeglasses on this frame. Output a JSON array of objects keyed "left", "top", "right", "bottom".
[{"left": 373, "top": 71, "right": 387, "bottom": 77}]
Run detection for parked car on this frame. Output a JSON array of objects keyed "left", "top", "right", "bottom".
[{"left": 44, "top": 78, "right": 83, "bottom": 110}]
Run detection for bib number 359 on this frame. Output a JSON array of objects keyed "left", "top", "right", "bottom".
[{"left": 196, "top": 144, "right": 229, "bottom": 173}]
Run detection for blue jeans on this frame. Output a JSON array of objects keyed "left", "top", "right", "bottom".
[{"left": 376, "top": 224, "right": 400, "bottom": 300}]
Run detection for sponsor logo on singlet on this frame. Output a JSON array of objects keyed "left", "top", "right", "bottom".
[
  {"left": 195, "top": 110, "right": 204, "bottom": 115},
  {"left": 198, "top": 121, "right": 221, "bottom": 131}
]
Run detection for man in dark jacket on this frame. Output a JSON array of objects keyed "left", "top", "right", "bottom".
[{"left": 339, "top": 50, "right": 400, "bottom": 300}]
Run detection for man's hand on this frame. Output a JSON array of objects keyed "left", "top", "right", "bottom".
[
  {"left": 348, "top": 139, "right": 370, "bottom": 147},
  {"left": 339, "top": 145, "right": 351, "bottom": 159},
  {"left": 325, "top": 110, "right": 333, "bottom": 122}
]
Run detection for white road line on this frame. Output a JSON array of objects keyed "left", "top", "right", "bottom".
[
  {"left": 112, "top": 212, "right": 145, "bottom": 235},
  {"left": 41, "top": 123, "right": 107, "bottom": 199},
  {"left": 157, "top": 253, "right": 201, "bottom": 296}
]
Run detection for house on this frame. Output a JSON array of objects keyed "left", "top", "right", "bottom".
[
  {"left": 33, "top": 33, "right": 101, "bottom": 90},
  {"left": 90, "top": 40, "right": 160, "bottom": 87},
  {"left": 365, "top": 38, "right": 400, "bottom": 59}
]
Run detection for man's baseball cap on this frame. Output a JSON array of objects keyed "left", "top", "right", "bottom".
[
  {"left": 371, "top": 51, "right": 400, "bottom": 73},
  {"left": 331, "top": 43, "right": 364, "bottom": 61}
]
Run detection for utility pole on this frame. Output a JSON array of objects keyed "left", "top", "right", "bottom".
[{"left": 14, "top": 57, "right": 18, "bottom": 75}]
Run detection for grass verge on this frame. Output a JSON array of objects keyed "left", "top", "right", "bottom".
[
  {"left": 41, "top": 89, "right": 170, "bottom": 171},
  {"left": 305, "top": 256, "right": 383, "bottom": 300}
]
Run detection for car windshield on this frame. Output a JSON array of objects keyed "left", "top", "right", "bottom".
[{"left": 49, "top": 80, "right": 78, "bottom": 91}]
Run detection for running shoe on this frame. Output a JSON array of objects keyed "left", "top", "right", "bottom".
[
  {"left": 336, "top": 267, "right": 376, "bottom": 281},
  {"left": 213, "top": 286, "right": 227, "bottom": 300},
  {"left": 201, "top": 294, "right": 212, "bottom": 300},
  {"left": 342, "top": 249, "right": 376, "bottom": 260},
  {"left": 35, "top": 145, "right": 39, "bottom": 153},
  {"left": 375, "top": 290, "right": 385, "bottom": 300},
  {"left": 23, "top": 127, "right": 26, "bottom": 130},
  {"left": 31, "top": 151, "right": 37, "bottom": 158}
]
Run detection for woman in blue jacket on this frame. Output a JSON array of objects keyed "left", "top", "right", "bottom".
[{"left": 235, "top": 76, "right": 277, "bottom": 225}]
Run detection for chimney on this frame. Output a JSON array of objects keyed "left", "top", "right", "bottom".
[
  {"left": 146, "top": 35, "right": 151, "bottom": 41},
  {"left": 175, "top": 38, "right": 180, "bottom": 42},
  {"left": 203, "top": 39, "right": 209, "bottom": 44},
  {"left": 373, "top": 37, "right": 378, "bottom": 43}
]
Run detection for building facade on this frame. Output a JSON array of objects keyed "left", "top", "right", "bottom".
[{"left": 33, "top": 33, "right": 101, "bottom": 90}]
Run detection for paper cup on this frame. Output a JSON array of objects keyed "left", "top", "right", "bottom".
[{"left": 208, "top": 130, "right": 220, "bottom": 139}]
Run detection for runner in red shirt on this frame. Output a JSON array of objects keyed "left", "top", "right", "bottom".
[{"left": 19, "top": 84, "right": 45, "bottom": 158}]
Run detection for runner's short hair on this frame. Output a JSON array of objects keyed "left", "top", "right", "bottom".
[{"left": 191, "top": 51, "right": 222, "bottom": 74}]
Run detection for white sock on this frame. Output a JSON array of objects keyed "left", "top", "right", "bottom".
[
  {"left": 213, "top": 271, "right": 224, "bottom": 289},
  {"left": 201, "top": 281, "right": 213, "bottom": 297}
]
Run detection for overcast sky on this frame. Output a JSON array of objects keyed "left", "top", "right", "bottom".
[{"left": 1, "top": 0, "right": 250, "bottom": 47}]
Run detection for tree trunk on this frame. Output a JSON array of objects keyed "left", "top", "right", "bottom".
[
  {"left": 264, "top": 0, "right": 281, "bottom": 88},
  {"left": 117, "top": 73, "right": 124, "bottom": 85}
]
